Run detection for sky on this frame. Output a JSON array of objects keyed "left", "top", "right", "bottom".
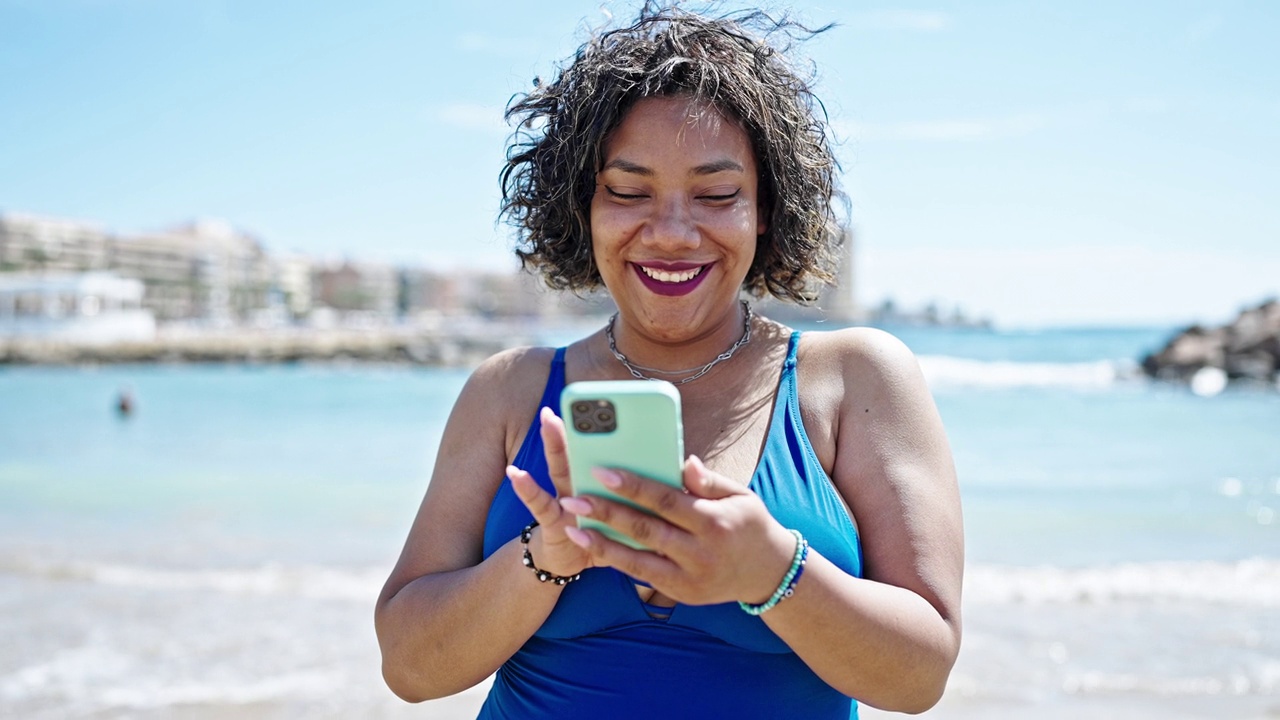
[{"left": 2, "top": 0, "right": 1278, "bottom": 328}]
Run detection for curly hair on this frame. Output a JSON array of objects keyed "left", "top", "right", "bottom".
[{"left": 499, "top": 2, "right": 844, "bottom": 304}]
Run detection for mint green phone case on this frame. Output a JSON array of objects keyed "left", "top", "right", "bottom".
[{"left": 560, "top": 380, "right": 684, "bottom": 550}]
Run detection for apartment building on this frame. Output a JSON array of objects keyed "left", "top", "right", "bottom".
[
  {"left": 311, "top": 259, "right": 398, "bottom": 319},
  {"left": 112, "top": 220, "right": 270, "bottom": 322},
  {"left": 0, "top": 213, "right": 270, "bottom": 323},
  {"left": 0, "top": 214, "right": 111, "bottom": 273}
]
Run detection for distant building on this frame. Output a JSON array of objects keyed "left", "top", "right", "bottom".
[
  {"left": 398, "top": 266, "right": 613, "bottom": 320},
  {"left": 0, "top": 272, "right": 156, "bottom": 344},
  {"left": 0, "top": 213, "right": 270, "bottom": 324},
  {"left": 274, "top": 255, "right": 314, "bottom": 319},
  {"left": 1, "top": 211, "right": 622, "bottom": 329},
  {"left": 311, "top": 259, "right": 398, "bottom": 319},
  {"left": 399, "top": 267, "right": 461, "bottom": 318},
  {"left": 758, "top": 225, "right": 859, "bottom": 323},
  {"left": 113, "top": 220, "right": 270, "bottom": 324},
  {"left": 0, "top": 214, "right": 111, "bottom": 273},
  {"left": 820, "top": 226, "right": 858, "bottom": 321}
]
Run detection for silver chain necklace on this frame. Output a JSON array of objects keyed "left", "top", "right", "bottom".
[{"left": 605, "top": 301, "right": 753, "bottom": 385}]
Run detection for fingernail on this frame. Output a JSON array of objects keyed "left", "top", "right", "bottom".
[
  {"left": 559, "top": 496, "right": 592, "bottom": 515},
  {"left": 593, "top": 467, "right": 622, "bottom": 488},
  {"left": 563, "top": 525, "right": 591, "bottom": 549}
]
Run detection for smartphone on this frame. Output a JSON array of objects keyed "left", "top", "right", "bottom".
[{"left": 560, "top": 380, "right": 685, "bottom": 550}]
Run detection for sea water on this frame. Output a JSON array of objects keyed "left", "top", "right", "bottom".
[{"left": 1, "top": 324, "right": 1277, "bottom": 719}]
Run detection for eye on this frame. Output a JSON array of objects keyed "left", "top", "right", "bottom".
[
  {"left": 698, "top": 190, "right": 740, "bottom": 204},
  {"left": 604, "top": 186, "right": 647, "bottom": 201}
]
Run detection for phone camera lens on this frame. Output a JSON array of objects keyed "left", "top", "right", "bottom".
[
  {"left": 595, "top": 410, "right": 613, "bottom": 424},
  {"left": 575, "top": 420, "right": 593, "bottom": 432},
  {"left": 573, "top": 402, "right": 591, "bottom": 414}
]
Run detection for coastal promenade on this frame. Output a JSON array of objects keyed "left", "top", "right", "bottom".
[{"left": 0, "top": 320, "right": 545, "bottom": 366}]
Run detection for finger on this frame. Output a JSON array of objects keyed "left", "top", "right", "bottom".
[
  {"left": 569, "top": 478, "right": 691, "bottom": 555},
  {"left": 508, "top": 464, "right": 564, "bottom": 526},
  {"left": 682, "top": 455, "right": 748, "bottom": 500},
  {"left": 564, "top": 525, "right": 677, "bottom": 586},
  {"left": 590, "top": 466, "right": 700, "bottom": 531},
  {"left": 538, "top": 407, "right": 574, "bottom": 498}
]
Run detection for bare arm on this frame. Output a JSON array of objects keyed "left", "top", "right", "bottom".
[
  {"left": 373, "top": 349, "right": 591, "bottom": 702},
  {"left": 753, "top": 328, "right": 963, "bottom": 711},
  {"left": 555, "top": 329, "right": 963, "bottom": 713}
]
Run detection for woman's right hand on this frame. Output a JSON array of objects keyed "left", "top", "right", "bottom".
[{"left": 507, "top": 407, "right": 592, "bottom": 578}]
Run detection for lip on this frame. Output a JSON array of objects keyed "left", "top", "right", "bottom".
[
  {"left": 634, "top": 260, "right": 706, "bottom": 272},
  {"left": 630, "top": 262, "right": 713, "bottom": 297}
]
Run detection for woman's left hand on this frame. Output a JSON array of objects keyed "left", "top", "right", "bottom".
[{"left": 557, "top": 455, "right": 798, "bottom": 607}]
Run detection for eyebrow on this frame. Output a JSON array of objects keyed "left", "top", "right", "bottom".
[{"left": 601, "top": 158, "right": 746, "bottom": 176}]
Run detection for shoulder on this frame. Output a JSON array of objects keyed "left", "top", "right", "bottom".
[
  {"left": 380, "top": 345, "right": 564, "bottom": 583},
  {"left": 452, "top": 345, "right": 560, "bottom": 460},
  {"left": 801, "top": 327, "right": 952, "bottom": 495},
  {"left": 466, "top": 344, "right": 559, "bottom": 393},
  {"left": 796, "top": 327, "right": 927, "bottom": 413},
  {"left": 791, "top": 327, "right": 937, "bottom": 474},
  {"left": 799, "top": 326, "right": 919, "bottom": 380}
]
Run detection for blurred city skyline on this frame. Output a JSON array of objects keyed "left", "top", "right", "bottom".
[{"left": 2, "top": 0, "right": 1278, "bottom": 327}]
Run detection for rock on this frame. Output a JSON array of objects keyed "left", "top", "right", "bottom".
[
  {"left": 1142, "top": 298, "right": 1280, "bottom": 388},
  {"left": 1226, "top": 299, "right": 1280, "bottom": 353}
]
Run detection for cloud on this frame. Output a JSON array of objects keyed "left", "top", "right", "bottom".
[
  {"left": 839, "top": 113, "right": 1046, "bottom": 143},
  {"left": 851, "top": 10, "right": 950, "bottom": 33},
  {"left": 431, "top": 103, "right": 509, "bottom": 135}
]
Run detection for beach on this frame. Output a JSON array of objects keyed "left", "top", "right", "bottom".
[{"left": 2, "top": 324, "right": 1278, "bottom": 718}]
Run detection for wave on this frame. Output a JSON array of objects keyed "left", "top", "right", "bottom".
[
  {"left": 0, "top": 556, "right": 384, "bottom": 602},
  {"left": 1, "top": 648, "right": 341, "bottom": 710},
  {"left": 1057, "top": 668, "right": 1280, "bottom": 697},
  {"left": 9, "top": 554, "right": 1277, "bottom": 608},
  {"left": 967, "top": 558, "right": 1280, "bottom": 607},
  {"left": 916, "top": 355, "right": 1137, "bottom": 390}
]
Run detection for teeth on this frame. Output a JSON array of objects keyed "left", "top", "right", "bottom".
[{"left": 641, "top": 266, "right": 703, "bottom": 283}]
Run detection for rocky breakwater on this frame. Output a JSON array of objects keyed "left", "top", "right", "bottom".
[
  {"left": 0, "top": 323, "right": 538, "bottom": 367},
  {"left": 1142, "top": 298, "right": 1280, "bottom": 392}
]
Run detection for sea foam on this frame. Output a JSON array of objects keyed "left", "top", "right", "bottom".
[
  {"left": 10, "top": 554, "right": 1278, "bottom": 608},
  {"left": 967, "top": 558, "right": 1280, "bottom": 607},
  {"left": 1, "top": 555, "right": 384, "bottom": 602},
  {"left": 916, "top": 355, "right": 1133, "bottom": 390}
]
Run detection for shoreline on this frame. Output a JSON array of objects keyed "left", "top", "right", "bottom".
[{"left": 0, "top": 323, "right": 547, "bottom": 367}]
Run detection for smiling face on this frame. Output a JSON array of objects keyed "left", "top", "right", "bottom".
[{"left": 590, "top": 95, "right": 765, "bottom": 343}]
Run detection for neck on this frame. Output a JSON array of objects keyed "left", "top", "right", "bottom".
[{"left": 606, "top": 301, "right": 752, "bottom": 382}]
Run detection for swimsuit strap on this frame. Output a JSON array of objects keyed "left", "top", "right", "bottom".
[
  {"left": 783, "top": 330, "right": 801, "bottom": 371},
  {"left": 776, "top": 331, "right": 801, "bottom": 410},
  {"left": 538, "top": 347, "right": 568, "bottom": 412}
]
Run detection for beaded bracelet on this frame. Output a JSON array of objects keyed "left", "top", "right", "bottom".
[
  {"left": 520, "top": 521, "right": 582, "bottom": 586},
  {"left": 738, "top": 529, "right": 809, "bottom": 616}
]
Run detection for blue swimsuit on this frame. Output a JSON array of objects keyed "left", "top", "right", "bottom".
[{"left": 479, "top": 332, "right": 864, "bottom": 719}]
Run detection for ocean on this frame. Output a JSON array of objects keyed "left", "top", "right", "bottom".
[{"left": 1, "top": 322, "right": 1277, "bottom": 719}]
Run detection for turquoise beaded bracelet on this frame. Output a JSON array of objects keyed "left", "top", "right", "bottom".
[{"left": 738, "top": 529, "right": 809, "bottom": 616}]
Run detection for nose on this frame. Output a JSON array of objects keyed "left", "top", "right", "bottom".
[{"left": 642, "top": 196, "right": 700, "bottom": 252}]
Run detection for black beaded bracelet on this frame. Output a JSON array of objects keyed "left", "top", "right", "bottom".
[{"left": 520, "top": 521, "right": 582, "bottom": 586}]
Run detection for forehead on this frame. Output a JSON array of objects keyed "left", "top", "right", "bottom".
[{"left": 601, "top": 96, "right": 756, "bottom": 169}]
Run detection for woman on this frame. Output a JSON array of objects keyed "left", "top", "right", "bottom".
[{"left": 375, "top": 6, "right": 962, "bottom": 718}]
